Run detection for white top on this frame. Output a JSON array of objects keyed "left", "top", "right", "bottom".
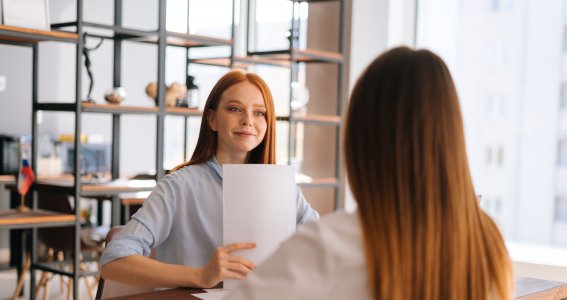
[
  {"left": 225, "top": 210, "right": 371, "bottom": 300},
  {"left": 100, "top": 157, "right": 319, "bottom": 268}
]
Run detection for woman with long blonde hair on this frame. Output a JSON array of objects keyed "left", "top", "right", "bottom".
[
  {"left": 100, "top": 69, "right": 319, "bottom": 289},
  {"left": 225, "top": 47, "right": 513, "bottom": 299}
]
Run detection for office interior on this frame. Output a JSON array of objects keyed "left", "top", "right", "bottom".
[{"left": 1, "top": 0, "right": 567, "bottom": 299}]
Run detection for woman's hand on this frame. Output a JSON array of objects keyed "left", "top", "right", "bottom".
[{"left": 198, "top": 243, "right": 257, "bottom": 288}]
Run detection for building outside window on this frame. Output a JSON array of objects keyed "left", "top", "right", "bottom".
[{"left": 416, "top": 0, "right": 564, "bottom": 249}]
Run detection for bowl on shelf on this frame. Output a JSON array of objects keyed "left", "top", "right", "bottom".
[{"left": 104, "top": 87, "right": 127, "bottom": 105}]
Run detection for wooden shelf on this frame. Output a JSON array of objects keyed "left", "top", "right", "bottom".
[
  {"left": 35, "top": 179, "right": 156, "bottom": 197},
  {"left": 166, "top": 32, "right": 232, "bottom": 47},
  {"left": 0, "top": 175, "right": 16, "bottom": 183},
  {"left": 294, "top": 0, "right": 341, "bottom": 2},
  {"left": 248, "top": 48, "right": 344, "bottom": 64},
  {"left": 82, "top": 102, "right": 158, "bottom": 114},
  {"left": 190, "top": 49, "right": 342, "bottom": 69},
  {"left": 190, "top": 56, "right": 290, "bottom": 68},
  {"left": 38, "top": 102, "right": 202, "bottom": 116},
  {"left": 0, "top": 25, "right": 78, "bottom": 44},
  {"left": 166, "top": 107, "right": 202, "bottom": 117},
  {"left": 291, "top": 114, "right": 341, "bottom": 125},
  {"left": 297, "top": 177, "right": 338, "bottom": 188},
  {"left": 132, "top": 32, "right": 232, "bottom": 48},
  {"left": 0, "top": 209, "right": 76, "bottom": 228}
]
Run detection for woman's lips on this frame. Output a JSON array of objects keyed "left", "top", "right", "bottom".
[{"left": 234, "top": 131, "right": 255, "bottom": 137}]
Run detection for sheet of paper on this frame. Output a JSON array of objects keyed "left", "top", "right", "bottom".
[
  {"left": 223, "top": 164, "right": 296, "bottom": 289},
  {"left": 193, "top": 289, "right": 230, "bottom": 300}
]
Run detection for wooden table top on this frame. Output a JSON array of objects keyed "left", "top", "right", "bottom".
[
  {"left": 0, "top": 175, "right": 15, "bottom": 183},
  {"left": 103, "top": 276, "right": 567, "bottom": 299},
  {"left": 105, "top": 287, "right": 205, "bottom": 300},
  {"left": 514, "top": 276, "right": 567, "bottom": 299},
  {"left": 0, "top": 209, "right": 76, "bottom": 227}
]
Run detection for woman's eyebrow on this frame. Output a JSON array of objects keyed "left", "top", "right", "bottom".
[
  {"left": 225, "top": 99, "right": 242, "bottom": 105},
  {"left": 224, "top": 99, "right": 265, "bottom": 108}
]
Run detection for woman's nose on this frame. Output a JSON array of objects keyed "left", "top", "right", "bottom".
[{"left": 241, "top": 112, "right": 253, "bottom": 126}]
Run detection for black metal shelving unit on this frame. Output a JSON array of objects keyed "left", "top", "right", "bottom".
[
  {"left": 244, "top": 0, "right": 346, "bottom": 209},
  {"left": 1, "top": 0, "right": 237, "bottom": 298},
  {"left": 2, "top": 0, "right": 344, "bottom": 297}
]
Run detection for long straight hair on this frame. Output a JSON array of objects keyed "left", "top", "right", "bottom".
[
  {"left": 344, "top": 47, "right": 513, "bottom": 299},
  {"left": 171, "top": 69, "right": 276, "bottom": 172}
]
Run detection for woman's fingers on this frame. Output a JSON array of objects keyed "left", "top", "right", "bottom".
[
  {"left": 225, "top": 261, "right": 254, "bottom": 275},
  {"left": 221, "top": 269, "right": 247, "bottom": 281},
  {"left": 200, "top": 243, "right": 257, "bottom": 287},
  {"left": 226, "top": 255, "right": 255, "bottom": 270},
  {"left": 223, "top": 242, "right": 256, "bottom": 252}
]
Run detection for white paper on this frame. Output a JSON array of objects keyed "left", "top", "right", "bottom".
[
  {"left": 2, "top": 0, "right": 50, "bottom": 30},
  {"left": 193, "top": 289, "right": 230, "bottom": 300},
  {"left": 223, "top": 164, "right": 296, "bottom": 289}
]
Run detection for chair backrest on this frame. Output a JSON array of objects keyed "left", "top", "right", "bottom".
[
  {"left": 37, "top": 190, "right": 104, "bottom": 253},
  {"left": 95, "top": 226, "right": 156, "bottom": 299}
]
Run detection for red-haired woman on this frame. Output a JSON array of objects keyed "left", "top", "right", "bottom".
[
  {"left": 100, "top": 69, "right": 319, "bottom": 289},
  {"left": 225, "top": 47, "right": 513, "bottom": 300}
]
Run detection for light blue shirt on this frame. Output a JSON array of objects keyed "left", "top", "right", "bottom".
[{"left": 100, "top": 157, "right": 320, "bottom": 268}]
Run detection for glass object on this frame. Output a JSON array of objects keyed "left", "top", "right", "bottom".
[
  {"left": 290, "top": 81, "right": 310, "bottom": 111},
  {"left": 186, "top": 75, "right": 200, "bottom": 109}
]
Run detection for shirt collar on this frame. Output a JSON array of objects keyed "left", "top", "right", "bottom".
[{"left": 206, "top": 156, "right": 223, "bottom": 181}]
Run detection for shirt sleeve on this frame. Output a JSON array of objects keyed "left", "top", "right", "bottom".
[
  {"left": 295, "top": 185, "right": 320, "bottom": 225},
  {"left": 224, "top": 221, "right": 329, "bottom": 300},
  {"left": 100, "top": 174, "right": 178, "bottom": 266}
]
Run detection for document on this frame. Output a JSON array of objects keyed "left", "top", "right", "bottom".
[
  {"left": 223, "top": 164, "right": 296, "bottom": 289},
  {"left": 193, "top": 289, "right": 230, "bottom": 300}
]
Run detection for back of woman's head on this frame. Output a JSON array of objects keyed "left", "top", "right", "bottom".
[
  {"left": 171, "top": 69, "right": 276, "bottom": 172},
  {"left": 344, "top": 46, "right": 513, "bottom": 299}
]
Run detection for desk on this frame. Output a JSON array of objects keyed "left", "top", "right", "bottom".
[
  {"left": 36, "top": 179, "right": 155, "bottom": 226},
  {"left": 103, "top": 276, "right": 567, "bottom": 300},
  {"left": 515, "top": 276, "right": 567, "bottom": 299},
  {"left": 105, "top": 287, "right": 205, "bottom": 300}
]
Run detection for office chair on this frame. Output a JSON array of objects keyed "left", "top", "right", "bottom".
[{"left": 95, "top": 226, "right": 156, "bottom": 299}]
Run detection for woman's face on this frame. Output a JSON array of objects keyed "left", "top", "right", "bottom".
[{"left": 207, "top": 81, "right": 268, "bottom": 157}]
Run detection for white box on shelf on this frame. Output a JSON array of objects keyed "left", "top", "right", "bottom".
[{"left": 2, "top": 0, "right": 50, "bottom": 30}]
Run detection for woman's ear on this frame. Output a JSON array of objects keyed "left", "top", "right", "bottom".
[{"left": 207, "top": 109, "right": 217, "bottom": 131}]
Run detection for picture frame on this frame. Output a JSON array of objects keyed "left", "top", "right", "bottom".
[{"left": 2, "top": 0, "right": 50, "bottom": 30}]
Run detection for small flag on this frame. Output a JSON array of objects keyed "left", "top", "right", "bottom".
[{"left": 17, "top": 159, "right": 35, "bottom": 196}]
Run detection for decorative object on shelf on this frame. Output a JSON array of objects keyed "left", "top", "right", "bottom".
[
  {"left": 104, "top": 87, "right": 127, "bottom": 104},
  {"left": 290, "top": 81, "right": 310, "bottom": 111},
  {"left": 145, "top": 82, "right": 157, "bottom": 103},
  {"left": 82, "top": 34, "right": 104, "bottom": 103},
  {"left": 183, "top": 75, "right": 200, "bottom": 108},
  {"left": 16, "top": 158, "right": 35, "bottom": 212},
  {"left": 2, "top": 0, "right": 50, "bottom": 30},
  {"left": 168, "top": 82, "right": 187, "bottom": 107},
  {"left": 145, "top": 81, "right": 188, "bottom": 108}
]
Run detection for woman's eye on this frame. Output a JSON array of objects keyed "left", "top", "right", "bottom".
[
  {"left": 228, "top": 106, "right": 241, "bottom": 112},
  {"left": 255, "top": 111, "right": 266, "bottom": 117}
]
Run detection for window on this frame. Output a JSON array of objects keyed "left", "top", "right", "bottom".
[
  {"left": 559, "top": 140, "right": 567, "bottom": 166},
  {"left": 485, "top": 145, "right": 505, "bottom": 166},
  {"left": 417, "top": 0, "right": 562, "bottom": 246},
  {"left": 486, "top": 94, "right": 507, "bottom": 116},
  {"left": 490, "top": 0, "right": 514, "bottom": 12},
  {"left": 561, "top": 83, "right": 567, "bottom": 109},
  {"left": 555, "top": 197, "right": 567, "bottom": 221}
]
